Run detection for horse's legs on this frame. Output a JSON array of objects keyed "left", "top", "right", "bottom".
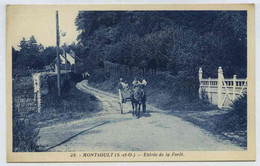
[
  {"left": 142, "top": 102, "right": 146, "bottom": 113},
  {"left": 138, "top": 104, "right": 141, "bottom": 118},
  {"left": 142, "top": 94, "right": 146, "bottom": 113},
  {"left": 131, "top": 101, "right": 135, "bottom": 116},
  {"left": 133, "top": 103, "right": 137, "bottom": 116}
]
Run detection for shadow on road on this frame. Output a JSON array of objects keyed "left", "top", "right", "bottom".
[
  {"left": 43, "top": 121, "right": 110, "bottom": 152},
  {"left": 121, "top": 110, "right": 134, "bottom": 115},
  {"left": 141, "top": 112, "right": 151, "bottom": 117},
  {"left": 121, "top": 110, "right": 152, "bottom": 118}
]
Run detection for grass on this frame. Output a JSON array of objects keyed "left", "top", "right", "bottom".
[
  {"left": 13, "top": 113, "right": 40, "bottom": 152},
  {"left": 12, "top": 81, "right": 102, "bottom": 152},
  {"left": 33, "top": 82, "right": 102, "bottom": 128}
]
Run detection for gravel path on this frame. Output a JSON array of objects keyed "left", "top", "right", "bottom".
[{"left": 37, "top": 80, "right": 243, "bottom": 151}]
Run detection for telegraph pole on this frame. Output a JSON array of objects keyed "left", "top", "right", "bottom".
[
  {"left": 64, "top": 48, "right": 67, "bottom": 74},
  {"left": 56, "top": 11, "right": 61, "bottom": 96}
]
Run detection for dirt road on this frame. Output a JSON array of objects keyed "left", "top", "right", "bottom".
[{"left": 37, "top": 80, "right": 243, "bottom": 151}]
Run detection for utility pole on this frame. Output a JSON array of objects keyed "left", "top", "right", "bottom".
[
  {"left": 56, "top": 11, "right": 61, "bottom": 96},
  {"left": 64, "top": 49, "right": 67, "bottom": 74}
]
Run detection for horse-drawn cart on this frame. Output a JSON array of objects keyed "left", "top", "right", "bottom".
[{"left": 118, "top": 85, "right": 146, "bottom": 118}]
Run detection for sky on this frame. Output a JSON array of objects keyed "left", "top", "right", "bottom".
[{"left": 7, "top": 6, "right": 79, "bottom": 49}]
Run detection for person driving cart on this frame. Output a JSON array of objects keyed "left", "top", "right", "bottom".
[
  {"left": 139, "top": 77, "right": 147, "bottom": 87},
  {"left": 139, "top": 77, "right": 147, "bottom": 112}
]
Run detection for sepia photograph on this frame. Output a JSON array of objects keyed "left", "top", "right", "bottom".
[{"left": 6, "top": 4, "right": 255, "bottom": 162}]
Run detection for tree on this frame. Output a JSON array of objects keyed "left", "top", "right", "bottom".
[
  {"left": 74, "top": 11, "right": 247, "bottom": 98},
  {"left": 15, "top": 36, "right": 44, "bottom": 70},
  {"left": 12, "top": 47, "right": 19, "bottom": 67},
  {"left": 39, "top": 46, "right": 56, "bottom": 66}
]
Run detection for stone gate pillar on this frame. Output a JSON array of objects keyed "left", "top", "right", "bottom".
[
  {"left": 199, "top": 67, "right": 203, "bottom": 99},
  {"left": 218, "top": 67, "right": 223, "bottom": 109},
  {"left": 233, "top": 75, "right": 237, "bottom": 100},
  {"left": 33, "top": 73, "right": 42, "bottom": 113}
]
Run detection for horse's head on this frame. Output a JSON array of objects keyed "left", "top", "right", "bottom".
[{"left": 133, "top": 86, "right": 143, "bottom": 103}]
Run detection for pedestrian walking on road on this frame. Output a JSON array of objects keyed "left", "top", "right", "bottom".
[{"left": 82, "top": 72, "right": 90, "bottom": 85}]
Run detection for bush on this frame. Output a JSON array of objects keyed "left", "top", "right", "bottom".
[
  {"left": 69, "top": 72, "right": 84, "bottom": 83},
  {"left": 231, "top": 93, "right": 247, "bottom": 112},
  {"left": 230, "top": 93, "right": 247, "bottom": 126},
  {"left": 215, "top": 93, "right": 247, "bottom": 133},
  {"left": 200, "top": 89, "right": 210, "bottom": 105},
  {"left": 13, "top": 113, "right": 40, "bottom": 152},
  {"left": 174, "top": 70, "right": 199, "bottom": 100}
]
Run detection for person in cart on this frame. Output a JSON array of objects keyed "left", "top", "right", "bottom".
[
  {"left": 118, "top": 78, "right": 124, "bottom": 90},
  {"left": 118, "top": 78, "right": 131, "bottom": 103},
  {"left": 132, "top": 77, "right": 139, "bottom": 88},
  {"left": 123, "top": 80, "right": 130, "bottom": 91}
]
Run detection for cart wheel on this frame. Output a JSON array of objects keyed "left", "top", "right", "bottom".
[
  {"left": 118, "top": 89, "right": 123, "bottom": 114},
  {"left": 119, "top": 101, "right": 123, "bottom": 114}
]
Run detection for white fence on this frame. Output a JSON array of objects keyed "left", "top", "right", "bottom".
[{"left": 199, "top": 67, "right": 247, "bottom": 109}]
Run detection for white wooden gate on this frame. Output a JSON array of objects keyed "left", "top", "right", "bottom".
[{"left": 199, "top": 67, "right": 247, "bottom": 109}]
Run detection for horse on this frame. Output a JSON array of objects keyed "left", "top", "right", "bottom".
[{"left": 131, "top": 86, "right": 146, "bottom": 118}]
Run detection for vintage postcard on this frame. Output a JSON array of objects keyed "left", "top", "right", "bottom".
[{"left": 6, "top": 4, "right": 255, "bottom": 162}]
